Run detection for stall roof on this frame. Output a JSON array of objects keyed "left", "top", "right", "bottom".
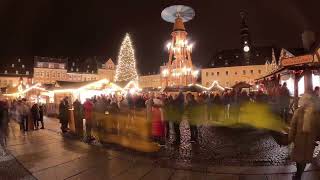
[
  {"left": 54, "top": 80, "right": 96, "bottom": 89},
  {"left": 231, "top": 82, "right": 252, "bottom": 89},
  {"left": 162, "top": 85, "right": 205, "bottom": 93}
]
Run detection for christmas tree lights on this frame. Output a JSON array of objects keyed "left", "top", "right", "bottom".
[{"left": 115, "top": 33, "right": 138, "bottom": 82}]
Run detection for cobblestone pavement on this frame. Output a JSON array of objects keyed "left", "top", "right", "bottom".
[
  {"left": 0, "top": 134, "right": 36, "bottom": 180},
  {"left": 1, "top": 117, "right": 320, "bottom": 180}
]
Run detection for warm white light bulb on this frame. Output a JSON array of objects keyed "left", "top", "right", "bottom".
[{"left": 243, "top": 45, "right": 250, "bottom": 52}]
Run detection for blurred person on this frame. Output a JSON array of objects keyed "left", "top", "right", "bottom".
[
  {"left": 185, "top": 93, "right": 199, "bottom": 143},
  {"left": 279, "top": 82, "right": 290, "bottom": 122},
  {"left": 73, "top": 99, "right": 83, "bottom": 136},
  {"left": 151, "top": 95, "right": 165, "bottom": 145},
  {"left": 172, "top": 92, "right": 184, "bottom": 145},
  {"left": 313, "top": 86, "right": 320, "bottom": 97},
  {"left": 145, "top": 93, "right": 154, "bottom": 122},
  {"left": 207, "top": 93, "right": 215, "bottom": 121},
  {"left": 59, "top": 97, "right": 69, "bottom": 133},
  {"left": 213, "top": 93, "right": 223, "bottom": 121},
  {"left": 84, "top": 98, "right": 94, "bottom": 141},
  {"left": 31, "top": 103, "right": 40, "bottom": 130},
  {"left": 163, "top": 95, "right": 174, "bottom": 139},
  {"left": 289, "top": 93, "right": 320, "bottom": 180},
  {"left": 18, "top": 98, "right": 30, "bottom": 132},
  {"left": 0, "top": 98, "right": 9, "bottom": 155},
  {"left": 38, "top": 104, "right": 45, "bottom": 129},
  {"left": 93, "top": 96, "right": 107, "bottom": 139}
]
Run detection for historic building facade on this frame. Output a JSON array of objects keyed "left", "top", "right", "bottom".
[
  {"left": 33, "top": 56, "right": 116, "bottom": 84},
  {"left": 138, "top": 74, "right": 161, "bottom": 89},
  {"left": 0, "top": 57, "right": 33, "bottom": 88}
]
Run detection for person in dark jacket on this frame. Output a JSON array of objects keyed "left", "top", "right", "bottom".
[
  {"left": 31, "top": 103, "right": 40, "bottom": 130},
  {"left": 73, "top": 99, "right": 83, "bottom": 136},
  {"left": 59, "top": 97, "right": 69, "bottom": 133}
]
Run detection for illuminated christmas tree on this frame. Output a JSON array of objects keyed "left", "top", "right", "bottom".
[{"left": 115, "top": 33, "right": 138, "bottom": 82}]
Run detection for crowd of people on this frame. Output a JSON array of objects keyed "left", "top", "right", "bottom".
[
  {"left": 57, "top": 82, "right": 319, "bottom": 145},
  {"left": 1, "top": 82, "right": 319, "bottom": 179}
]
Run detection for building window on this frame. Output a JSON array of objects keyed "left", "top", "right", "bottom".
[
  {"left": 243, "top": 70, "right": 246, "bottom": 75},
  {"left": 258, "top": 70, "right": 261, "bottom": 74},
  {"left": 206, "top": 72, "right": 208, "bottom": 77},
  {"left": 206, "top": 82, "right": 209, "bottom": 86},
  {"left": 22, "top": 64, "right": 25, "bottom": 68},
  {"left": 76, "top": 68, "right": 79, "bottom": 72},
  {"left": 235, "top": 72, "right": 238, "bottom": 75},
  {"left": 26, "top": 71, "right": 29, "bottom": 75},
  {"left": 58, "top": 73, "right": 60, "bottom": 77},
  {"left": 226, "top": 82, "right": 229, "bottom": 86},
  {"left": 72, "top": 62, "right": 75, "bottom": 66},
  {"left": 12, "top": 64, "right": 15, "bottom": 68},
  {"left": 9, "top": 80, "right": 12, "bottom": 85},
  {"left": 71, "top": 68, "right": 74, "bottom": 72},
  {"left": 211, "top": 72, "right": 214, "bottom": 76},
  {"left": 217, "top": 72, "right": 220, "bottom": 76},
  {"left": 4, "top": 70, "right": 7, "bottom": 74},
  {"left": 16, "top": 70, "right": 18, "bottom": 74},
  {"left": 250, "top": 70, "right": 253, "bottom": 74},
  {"left": 18, "top": 58, "right": 21, "bottom": 62},
  {"left": 226, "top": 71, "right": 229, "bottom": 76}
]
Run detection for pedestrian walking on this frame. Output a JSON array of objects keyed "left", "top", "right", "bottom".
[{"left": 289, "top": 93, "right": 320, "bottom": 180}]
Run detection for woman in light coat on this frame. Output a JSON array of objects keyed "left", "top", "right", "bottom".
[{"left": 289, "top": 93, "right": 320, "bottom": 180}]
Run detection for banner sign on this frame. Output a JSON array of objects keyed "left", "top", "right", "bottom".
[{"left": 281, "top": 55, "right": 313, "bottom": 66}]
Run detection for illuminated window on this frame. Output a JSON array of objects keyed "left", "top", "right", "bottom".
[
  {"left": 22, "top": 64, "right": 25, "bottom": 68},
  {"left": 16, "top": 70, "right": 18, "bottom": 74},
  {"left": 12, "top": 64, "right": 15, "bottom": 68},
  {"left": 26, "top": 71, "right": 29, "bottom": 75},
  {"left": 4, "top": 70, "right": 7, "bottom": 74}
]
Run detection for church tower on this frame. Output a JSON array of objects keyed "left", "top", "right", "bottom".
[{"left": 240, "top": 11, "right": 251, "bottom": 65}]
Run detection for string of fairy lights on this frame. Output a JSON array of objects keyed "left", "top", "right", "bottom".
[{"left": 114, "top": 33, "right": 139, "bottom": 82}]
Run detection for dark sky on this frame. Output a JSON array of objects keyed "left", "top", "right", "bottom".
[{"left": 0, "top": 0, "right": 319, "bottom": 74}]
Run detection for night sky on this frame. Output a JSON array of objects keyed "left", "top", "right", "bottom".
[{"left": 0, "top": 0, "right": 319, "bottom": 74}]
